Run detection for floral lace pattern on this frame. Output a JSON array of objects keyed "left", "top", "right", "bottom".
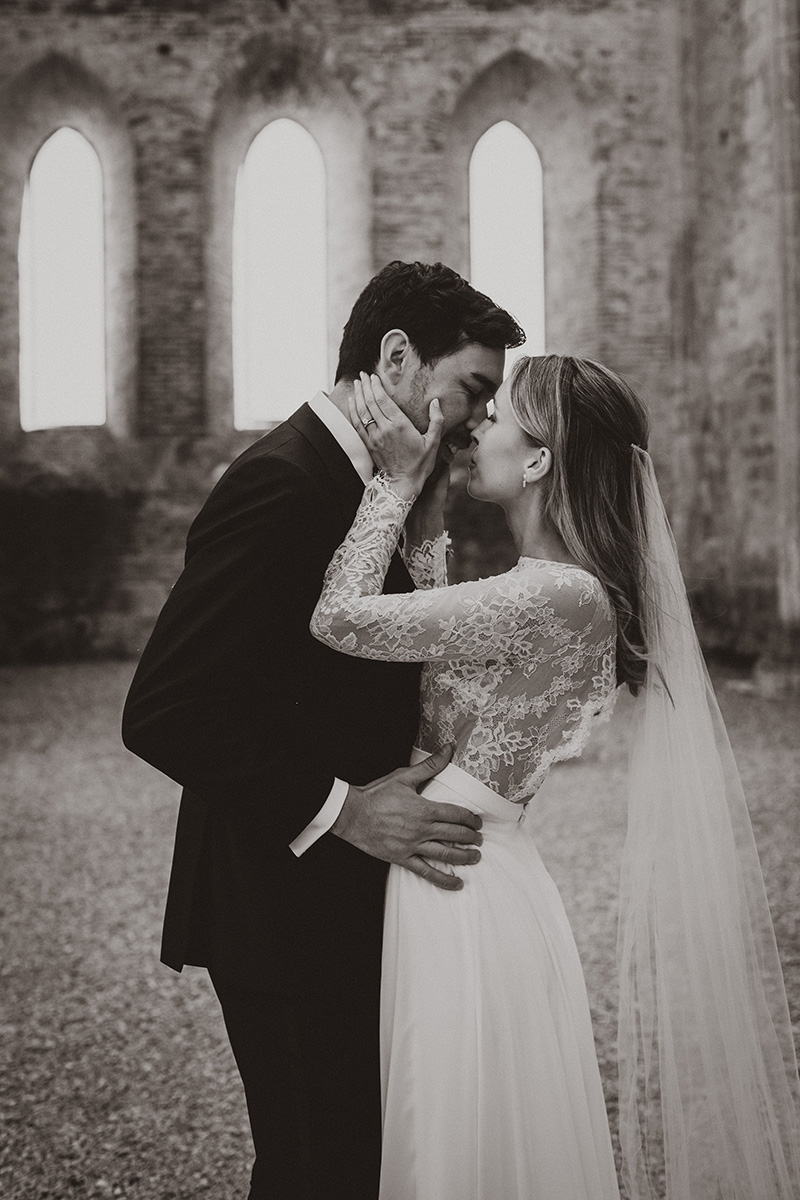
[
  {"left": 311, "top": 474, "right": 619, "bottom": 804},
  {"left": 402, "top": 532, "right": 450, "bottom": 590}
]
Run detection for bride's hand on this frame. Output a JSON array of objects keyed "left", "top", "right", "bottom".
[{"left": 350, "top": 372, "right": 444, "bottom": 501}]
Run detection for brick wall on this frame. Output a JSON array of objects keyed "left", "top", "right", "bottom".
[
  {"left": 0, "top": 0, "right": 790, "bottom": 662},
  {"left": 675, "top": 0, "right": 783, "bottom": 654}
]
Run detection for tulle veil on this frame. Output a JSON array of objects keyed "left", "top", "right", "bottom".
[{"left": 617, "top": 448, "right": 800, "bottom": 1198}]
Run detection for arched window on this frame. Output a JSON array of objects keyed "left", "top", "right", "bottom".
[
  {"left": 232, "top": 118, "right": 328, "bottom": 429},
  {"left": 18, "top": 127, "right": 106, "bottom": 430},
  {"left": 469, "top": 121, "right": 545, "bottom": 365}
]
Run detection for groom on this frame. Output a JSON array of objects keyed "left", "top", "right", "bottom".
[{"left": 122, "top": 261, "right": 523, "bottom": 1199}]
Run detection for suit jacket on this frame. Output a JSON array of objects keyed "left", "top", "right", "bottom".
[{"left": 122, "top": 404, "right": 421, "bottom": 992}]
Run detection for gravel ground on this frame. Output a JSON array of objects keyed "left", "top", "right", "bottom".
[{"left": 1, "top": 661, "right": 798, "bottom": 1199}]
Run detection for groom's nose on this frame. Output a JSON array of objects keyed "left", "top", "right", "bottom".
[{"left": 466, "top": 400, "right": 488, "bottom": 430}]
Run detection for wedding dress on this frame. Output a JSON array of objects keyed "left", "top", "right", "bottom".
[{"left": 311, "top": 473, "right": 622, "bottom": 1200}]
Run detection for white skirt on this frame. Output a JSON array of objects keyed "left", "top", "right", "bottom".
[{"left": 379, "top": 751, "right": 620, "bottom": 1200}]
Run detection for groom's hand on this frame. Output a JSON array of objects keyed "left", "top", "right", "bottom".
[{"left": 331, "top": 747, "right": 483, "bottom": 890}]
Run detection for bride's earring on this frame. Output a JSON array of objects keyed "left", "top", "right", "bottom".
[{"left": 522, "top": 473, "right": 528, "bottom": 489}]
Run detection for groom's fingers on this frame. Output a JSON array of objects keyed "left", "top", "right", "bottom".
[
  {"left": 429, "top": 820, "right": 483, "bottom": 847},
  {"left": 404, "top": 855, "right": 464, "bottom": 891},
  {"left": 402, "top": 745, "right": 454, "bottom": 787},
  {"left": 418, "top": 841, "right": 481, "bottom": 866},
  {"left": 417, "top": 799, "right": 482, "bottom": 834}
]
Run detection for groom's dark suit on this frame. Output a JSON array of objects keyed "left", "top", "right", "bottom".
[{"left": 122, "top": 403, "right": 421, "bottom": 1198}]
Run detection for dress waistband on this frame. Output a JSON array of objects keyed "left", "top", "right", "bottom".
[{"left": 410, "top": 747, "right": 523, "bottom": 824}]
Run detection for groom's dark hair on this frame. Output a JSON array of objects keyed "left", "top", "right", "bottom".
[{"left": 335, "top": 261, "right": 525, "bottom": 383}]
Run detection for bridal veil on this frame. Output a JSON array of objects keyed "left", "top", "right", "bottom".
[{"left": 617, "top": 448, "right": 800, "bottom": 1198}]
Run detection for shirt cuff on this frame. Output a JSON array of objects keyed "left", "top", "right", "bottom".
[{"left": 289, "top": 777, "right": 349, "bottom": 857}]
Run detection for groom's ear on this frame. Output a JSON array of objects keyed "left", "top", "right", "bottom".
[{"left": 377, "top": 329, "right": 414, "bottom": 392}]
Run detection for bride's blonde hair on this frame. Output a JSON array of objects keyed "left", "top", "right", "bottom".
[{"left": 510, "top": 354, "right": 651, "bottom": 694}]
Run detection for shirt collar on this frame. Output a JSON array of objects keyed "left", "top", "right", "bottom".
[{"left": 308, "top": 392, "right": 374, "bottom": 486}]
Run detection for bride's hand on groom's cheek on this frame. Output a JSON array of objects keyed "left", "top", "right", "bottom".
[
  {"left": 349, "top": 373, "right": 444, "bottom": 500},
  {"left": 330, "top": 746, "right": 483, "bottom": 891}
]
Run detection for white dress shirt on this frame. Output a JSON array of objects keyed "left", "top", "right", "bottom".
[{"left": 289, "top": 393, "right": 376, "bottom": 857}]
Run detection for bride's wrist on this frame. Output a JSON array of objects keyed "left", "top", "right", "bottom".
[{"left": 375, "top": 470, "right": 419, "bottom": 503}]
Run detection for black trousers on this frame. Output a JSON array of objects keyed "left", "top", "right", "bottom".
[{"left": 211, "top": 971, "right": 383, "bottom": 1200}]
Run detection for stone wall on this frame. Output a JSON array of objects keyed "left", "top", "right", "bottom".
[
  {"left": 0, "top": 0, "right": 792, "bottom": 664},
  {"left": 672, "top": 0, "right": 785, "bottom": 656}
]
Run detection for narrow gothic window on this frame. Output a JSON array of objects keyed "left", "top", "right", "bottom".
[
  {"left": 18, "top": 127, "right": 106, "bottom": 430},
  {"left": 469, "top": 121, "right": 545, "bottom": 364},
  {"left": 232, "top": 118, "right": 328, "bottom": 429}
]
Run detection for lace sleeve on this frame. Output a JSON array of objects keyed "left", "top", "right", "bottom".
[
  {"left": 311, "top": 476, "right": 610, "bottom": 664},
  {"left": 401, "top": 532, "right": 450, "bottom": 589}
]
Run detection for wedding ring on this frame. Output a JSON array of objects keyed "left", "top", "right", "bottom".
[{"left": 363, "top": 417, "right": 376, "bottom": 428}]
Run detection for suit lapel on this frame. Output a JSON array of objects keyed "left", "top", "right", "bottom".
[
  {"left": 288, "top": 403, "right": 415, "bottom": 598},
  {"left": 288, "top": 404, "right": 365, "bottom": 525}
]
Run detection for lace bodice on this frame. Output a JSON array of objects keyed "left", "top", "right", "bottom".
[{"left": 311, "top": 475, "right": 619, "bottom": 803}]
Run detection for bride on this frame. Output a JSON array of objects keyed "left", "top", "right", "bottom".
[{"left": 310, "top": 355, "right": 800, "bottom": 1200}]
